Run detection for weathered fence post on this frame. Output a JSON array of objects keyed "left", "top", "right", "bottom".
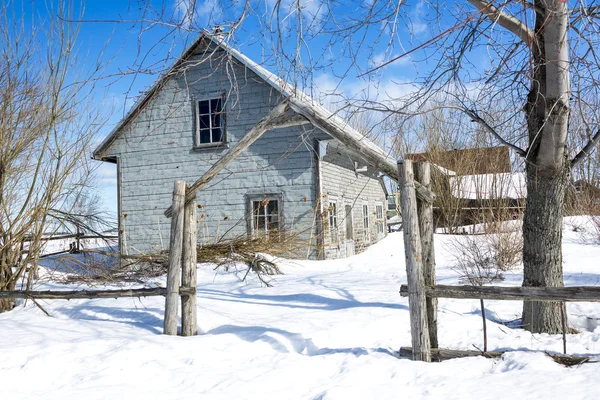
[
  {"left": 398, "top": 159, "right": 431, "bottom": 362},
  {"left": 181, "top": 187, "right": 198, "bottom": 336},
  {"left": 164, "top": 180, "right": 186, "bottom": 336},
  {"left": 414, "top": 161, "right": 438, "bottom": 349}
]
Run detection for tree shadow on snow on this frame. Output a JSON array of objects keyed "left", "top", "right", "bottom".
[
  {"left": 52, "top": 303, "right": 164, "bottom": 334},
  {"left": 204, "top": 324, "right": 396, "bottom": 357},
  {"left": 197, "top": 288, "right": 407, "bottom": 312},
  {"left": 466, "top": 305, "right": 523, "bottom": 328}
]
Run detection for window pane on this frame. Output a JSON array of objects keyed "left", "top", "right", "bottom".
[
  {"left": 199, "top": 100, "right": 210, "bottom": 115},
  {"left": 199, "top": 129, "right": 211, "bottom": 144},
  {"left": 253, "top": 202, "right": 265, "bottom": 231},
  {"left": 268, "top": 214, "right": 279, "bottom": 231},
  {"left": 212, "top": 113, "right": 221, "bottom": 128},
  {"left": 212, "top": 127, "right": 222, "bottom": 143},
  {"left": 211, "top": 98, "right": 222, "bottom": 112},
  {"left": 253, "top": 201, "right": 265, "bottom": 216},
  {"left": 267, "top": 200, "right": 278, "bottom": 215},
  {"left": 199, "top": 114, "right": 210, "bottom": 130}
]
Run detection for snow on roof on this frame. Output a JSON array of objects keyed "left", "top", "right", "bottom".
[
  {"left": 93, "top": 30, "right": 393, "bottom": 171},
  {"left": 449, "top": 172, "right": 526, "bottom": 200},
  {"left": 430, "top": 162, "right": 456, "bottom": 176}
]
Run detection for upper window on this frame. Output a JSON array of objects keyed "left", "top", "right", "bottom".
[{"left": 195, "top": 98, "right": 224, "bottom": 146}]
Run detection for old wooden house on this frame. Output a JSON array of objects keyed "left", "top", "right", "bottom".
[{"left": 93, "top": 30, "right": 389, "bottom": 259}]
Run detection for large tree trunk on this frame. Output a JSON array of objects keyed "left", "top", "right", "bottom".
[
  {"left": 522, "top": 167, "right": 567, "bottom": 333},
  {"left": 521, "top": 0, "right": 570, "bottom": 333}
]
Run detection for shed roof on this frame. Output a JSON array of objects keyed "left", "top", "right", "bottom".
[{"left": 406, "top": 146, "right": 512, "bottom": 176}]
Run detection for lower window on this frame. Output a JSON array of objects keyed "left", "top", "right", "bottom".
[
  {"left": 376, "top": 203, "right": 385, "bottom": 234},
  {"left": 249, "top": 196, "right": 282, "bottom": 239}
]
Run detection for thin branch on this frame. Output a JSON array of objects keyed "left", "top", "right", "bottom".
[
  {"left": 571, "top": 129, "right": 600, "bottom": 168},
  {"left": 460, "top": 107, "right": 528, "bottom": 158},
  {"left": 355, "top": 102, "right": 528, "bottom": 158}
]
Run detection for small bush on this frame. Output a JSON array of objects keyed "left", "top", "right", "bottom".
[{"left": 446, "top": 229, "right": 522, "bottom": 285}]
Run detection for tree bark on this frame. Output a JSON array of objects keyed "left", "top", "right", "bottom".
[
  {"left": 522, "top": 167, "right": 568, "bottom": 333},
  {"left": 521, "top": 0, "right": 570, "bottom": 334}
]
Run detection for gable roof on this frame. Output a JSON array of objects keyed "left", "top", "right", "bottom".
[{"left": 92, "top": 30, "right": 396, "bottom": 177}]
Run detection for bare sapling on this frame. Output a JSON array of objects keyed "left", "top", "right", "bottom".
[{"left": 0, "top": 1, "right": 108, "bottom": 311}]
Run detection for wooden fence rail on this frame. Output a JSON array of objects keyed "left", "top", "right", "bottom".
[
  {"left": 5, "top": 178, "right": 198, "bottom": 338},
  {"left": 163, "top": 179, "right": 198, "bottom": 336},
  {"left": 400, "top": 284, "right": 600, "bottom": 302},
  {"left": 398, "top": 160, "right": 600, "bottom": 362},
  {"left": 0, "top": 287, "right": 195, "bottom": 300},
  {"left": 397, "top": 159, "right": 432, "bottom": 362}
]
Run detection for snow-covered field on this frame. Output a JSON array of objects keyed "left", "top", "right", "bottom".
[{"left": 2, "top": 218, "right": 600, "bottom": 399}]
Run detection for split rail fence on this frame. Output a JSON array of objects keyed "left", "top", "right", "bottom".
[
  {"left": 397, "top": 159, "right": 600, "bottom": 362},
  {"left": 2, "top": 103, "right": 305, "bottom": 337},
  {"left": 1, "top": 180, "right": 198, "bottom": 337}
]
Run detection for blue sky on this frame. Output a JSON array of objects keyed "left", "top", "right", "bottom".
[{"left": 20, "top": 0, "right": 505, "bottom": 218}]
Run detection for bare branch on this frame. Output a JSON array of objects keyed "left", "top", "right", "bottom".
[
  {"left": 571, "top": 129, "right": 600, "bottom": 168},
  {"left": 467, "top": 0, "right": 535, "bottom": 45}
]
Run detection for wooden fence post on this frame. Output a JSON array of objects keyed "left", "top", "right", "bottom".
[
  {"left": 181, "top": 187, "right": 198, "bottom": 336},
  {"left": 164, "top": 180, "right": 186, "bottom": 336},
  {"left": 398, "top": 159, "right": 431, "bottom": 362},
  {"left": 415, "top": 161, "right": 438, "bottom": 349}
]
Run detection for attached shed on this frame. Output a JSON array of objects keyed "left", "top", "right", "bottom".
[{"left": 93, "top": 30, "right": 392, "bottom": 259}]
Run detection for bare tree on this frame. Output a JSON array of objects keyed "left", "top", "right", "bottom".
[{"left": 0, "top": 0, "right": 107, "bottom": 312}]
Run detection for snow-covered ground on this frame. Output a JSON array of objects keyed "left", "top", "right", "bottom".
[{"left": 2, "top": 218, "right": 600, "bottom": 399}]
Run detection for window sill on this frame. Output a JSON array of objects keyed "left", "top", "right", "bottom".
[{"left": 191, "top": 142, "right": 229, "bottom": 152}]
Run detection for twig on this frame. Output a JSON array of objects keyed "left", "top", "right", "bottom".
[
  {"left": 31, "top": 298, "right": 51, "bottom": 317},
  {"left": 561, "top": 302, "right": 567, "bottom": 355},
  {"left": 480, "top": 298, "right": 488, "bottom": 352}
]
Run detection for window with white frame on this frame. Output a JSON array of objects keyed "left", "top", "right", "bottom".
[
  {"left": 250, "top": 197, "right": 281, "bottom": 239},
  {"left": 375, "top": 203, "right": 385, "bottom": 234},
  {"left": 344, "top": 204, "right": 353, "bottom": 241},
  {"left": 362, "top": 203, "right": 370, "bottom": 233},
  {"left": 195, "top": 98, "right": 224, "bottom": 146},
  {"left": 328, "top": 200, "right": 338, "bottom": 242}
]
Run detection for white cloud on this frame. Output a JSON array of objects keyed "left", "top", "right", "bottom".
[
  {"left": 370, "top": 50, "right": 412, "bottom": 70},
  {"left": 265, "top": 0, "right": 326, "bottom": 29},
  {"left": 408, "top": 0, "right": 428, "bottom": 35},
  {"left": 175, "top": 0, "right": 223, "bottom": 29}
]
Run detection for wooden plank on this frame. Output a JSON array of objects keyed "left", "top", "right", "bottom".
[
  {"left": 165, "top": 102, "right": 291, "bottom": 217},
  {"left": 164, "top": 180, "right": 186, "bottom": 335},
  {"left": 181, "top": 192, "right": 198, "bottom": 336},
  {"left": 414, "top": 180, "right": 435, "bottom": 204},
  {"left": 397, "top": 159, "right": 431, "bottom": 362},
  {"left": 0, "top": 287, "right": 169, "bottom": 299},
  {"left": 400, "top": 284, "right": 600, "bottom": 302},
  {"left": 399, "top": 347, "right": 593, "bottom": 365},
  {"left": 399, "top": 347, "right": 503, "bottom": 361},
  {"left": 415, "top": 162, "right": 438, "bottom": 349}
]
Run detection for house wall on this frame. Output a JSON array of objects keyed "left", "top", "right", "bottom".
[
  {"left": 100, "top": 43, "right": 320, "bottom": 257},
  {"left": 319, "top": 144, "right": 388, "bottom": 259}
]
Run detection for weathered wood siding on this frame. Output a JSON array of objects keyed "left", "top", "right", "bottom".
[
  {"left": 320, "top": 145, "right": 388, "bottom": 259},
  {"left": 101, "top": 44, "right": 320, "bottom": 256}
]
